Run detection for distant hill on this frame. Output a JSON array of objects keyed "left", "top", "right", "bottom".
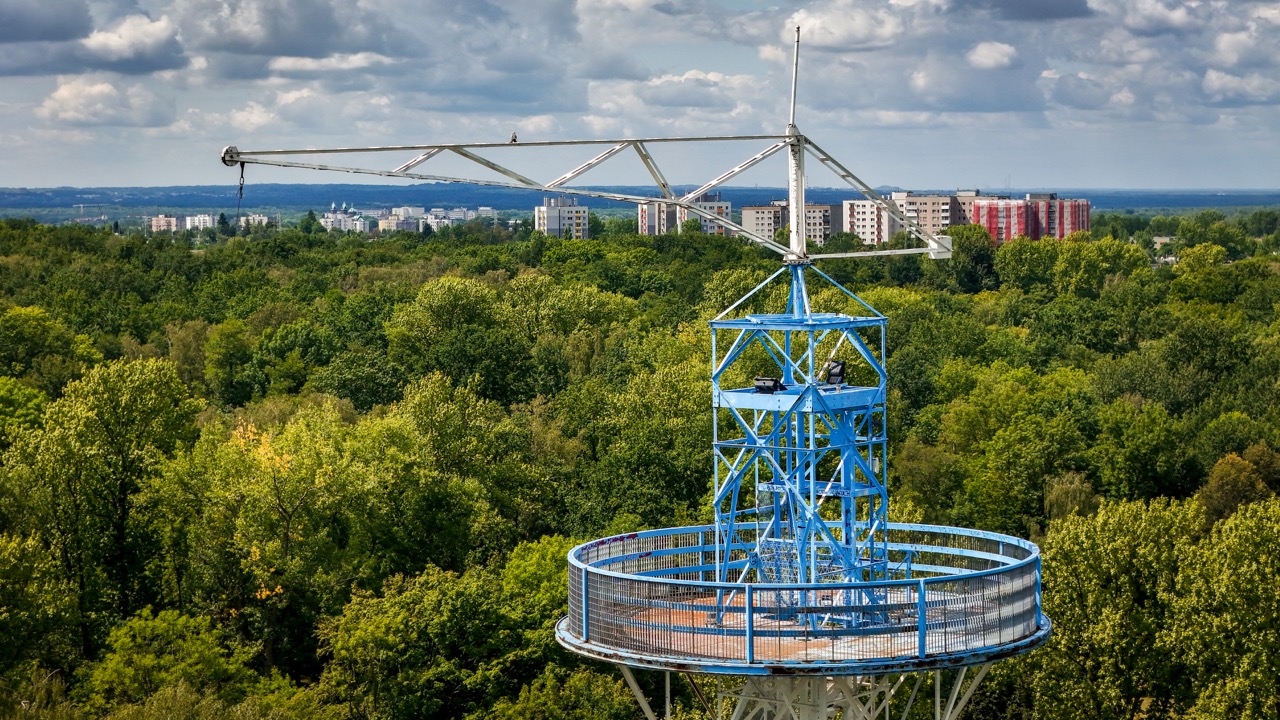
[{"left": 2, "top": 184, "right": 1278, "bottom": 224}]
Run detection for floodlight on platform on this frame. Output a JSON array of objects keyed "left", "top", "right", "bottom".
[
  {"left": 825, "top": 359, "right": 846, "bottom": 385},
  {"left": 753, "top": 377, "right": 786, "bottom": 394}
]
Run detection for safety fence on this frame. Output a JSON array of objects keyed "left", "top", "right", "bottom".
[{"left": 565, "top": 523, "right": 1043, "bottom": 669}]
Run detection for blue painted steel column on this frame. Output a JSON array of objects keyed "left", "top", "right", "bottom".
[
  {"left": 917, "top": 579, "right": 928, "bottom": 657},
  {"left": 744, "top": 585, "right": 755, "bottom": 664}
]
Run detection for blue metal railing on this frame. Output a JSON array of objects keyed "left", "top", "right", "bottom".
[{"left": 561, "top": 523, "right": 1048, "bottom": 674}]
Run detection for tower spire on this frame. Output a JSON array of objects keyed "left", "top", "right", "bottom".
[{"left": 786, "top": 26, "right": 807, "bottom": 262}]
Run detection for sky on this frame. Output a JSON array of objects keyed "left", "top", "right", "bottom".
[{"left": 1, "top": 0, "right": 1279, "bottom": 190}]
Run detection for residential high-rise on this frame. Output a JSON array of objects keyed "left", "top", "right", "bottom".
[
  {"left": 638, "top": 202, "right": 678, "bottom": 236},
  {"left": 150, "top": 214, "right": 181, "bottom": 232},
  {"left": 741, "top": 201, "right": 840, "bottom": 244},
  {"left": 185, "top": 214, "right": 215, "bottom": 230},
  {"left": 842, "top": 199, "right": 902, "bottom": 245},
  {"left": 535, "top": 196, "right": 589, "bottom": 239},
  {"left": 889, "top": 192, "right": 963, "bottom": 236},
  {"left": 678, "top": 192, "right": 732, "bottom": 235},
  {"left": 638, "top": 192, "right": 732, "bottom": 235},
  {"left": 969, "top": 193, "right": 1091, "bottom": 242}
]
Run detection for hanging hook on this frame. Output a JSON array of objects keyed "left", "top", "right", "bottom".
[{"left": 235, "top": 161, "right": 246, "bottom": 226}]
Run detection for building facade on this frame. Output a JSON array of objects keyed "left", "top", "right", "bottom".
[
  {"left": 969, "top": 193, "right": 1091, "bottom": 242},
  {"left": 638, "top": 202, "right": 678, "bottom": 236},
  {"left": 535, "top": 196, "right": 589, "bottom": 239},
  {"left": 150, "top": 215, "right": 181, "bottom": 232},
  {"left": 889, "top": 192, "right": 963, "bottom": 236},
  {"left": 185, "top": 214, "right": 215, "bottom": 230},
  {"left": 638, "top": 193, "right": 732, "bottom": 235},
  {"left": 320, "top": 211, "right": 367, "bottom": 232},
  {"left": 741, "top": 201, "right": 841, "bottom": 244},
  {"left": 842, "top": 199, "right": 902, "bottom": 245}
]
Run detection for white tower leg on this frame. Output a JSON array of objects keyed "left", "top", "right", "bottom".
[{"left": 709, "top": 665, "right": 993, "bottom": 720}]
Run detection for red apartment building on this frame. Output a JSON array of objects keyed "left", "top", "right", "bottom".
[{"left": 966, "top": 193, "right": 1091, "bottom": 243}]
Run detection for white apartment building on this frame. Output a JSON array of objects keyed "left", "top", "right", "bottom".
[
  {"left": 535, "top": 196, "right": 589, "bottom": 239},
  {"left": 319, "top": 212, "right": 367, "bottom": 232},
  {"left": 842, "top": 200, "right": 902, "bottom": 245},
  {"left": 422, "top": 209, "right": 453, "bottom": 232},
  {"left": 392, "top": 206, "right": 425, "bottom": 218},
  {"left": 185, "top": 214, "right": 216, "bottom": 230},
  {"left": 240, "top": 213, "right": 271, "bottom": 228}
]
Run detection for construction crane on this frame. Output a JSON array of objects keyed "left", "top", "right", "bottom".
[{"left": 219, "top": 28, "right": 1046, "bottom": 720}]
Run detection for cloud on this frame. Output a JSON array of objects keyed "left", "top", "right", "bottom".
[
  {"left": 228, "top": 101, "right": 275, "bottom": 131},
  {"left": 787, "top": 1, "right": 906, "bottom": 50},
  {"left": 1050, "top": 72, "right": 1112, "bottom": 108},
  {"left": 951, "top": 0, "right": 1091, "bottom": 21},
  {"left": 268, "top": 53, "right": 396, "bottom": 73},
  {"left": 967, "top": 41, "right": 1018, "bottom": 69},
  {"left": 0, "top": 12, "right": 185, "bottom": 75},
  {"left": 0, "top": 0, "right": 93, "bottom": 42},
  {"left": 637, "top": 71, "right": 738, "bottom": 109},
  {"left": 1086, "top": 0, "right": 1198, "bottom": 35},
  {"left": 172, "top": 0, "right": 379, "bottom": 58},
  {"left": 1203, "top": 68, "right": 1280, "bottom": 104},
  {"left": 80, "top": 14, "right": 186, "bottom": 72},
  {"left": 909, "top": 52, "right": 1044, "bottom": 111},
  {"left": 36, "top": 74, "right": 172, "bottom": 126},
  {"left": 570, "top": 50, "right": 649, "bottom": 81}
]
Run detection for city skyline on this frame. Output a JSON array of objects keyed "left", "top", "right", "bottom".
[{"left": 1, "top": 0, "right": 1278, "bottom": 190}]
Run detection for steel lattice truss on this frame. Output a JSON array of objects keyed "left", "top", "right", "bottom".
[{"left": 220, "top": 133, "right": 951, "bottom": 263}]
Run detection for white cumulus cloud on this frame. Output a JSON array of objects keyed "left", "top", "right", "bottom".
[
  {"left": 787, "top": 1, "right": 905, "bottom": 50},
  {"left": 967, "top": 41, "right": 1018, "bottom": 69},
  {"left": 36, "top": 75, "right": 172, "bottom": 126},
  {"left": 82, "top": 15, "right": 178, "bottom": 62},
  {"left": 1203, "top": 68, "right": 1280, "bottom": 103},
  {"left": 228, "top": 101, "right": 275, "bottom": 131},
  {"left": 268, "top": 53, "right": 396, "bottom": 73}
]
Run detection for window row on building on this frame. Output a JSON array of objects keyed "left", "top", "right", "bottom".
[
  {"left": 844, "top": 191, "right": 1090, "bottom": 244},
  {"left": 150, "top": 214, "right": 270, "bottom": 232}
]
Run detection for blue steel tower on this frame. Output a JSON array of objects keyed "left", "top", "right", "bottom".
[
  {"left": 218, "top": 28, "right": 1052, "bottom": 720},
  {"left": 710, "top": 265, "right": 890, "bottom": 613},
  {"left": 554, "top": 31, "right": 1052, "bottom": 720}
]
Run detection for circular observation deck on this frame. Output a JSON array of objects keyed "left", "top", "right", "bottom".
[{"left": 556, "top": 523, "right": 1051, "bottom": 676}]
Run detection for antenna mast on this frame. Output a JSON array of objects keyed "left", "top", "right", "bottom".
[{"left": 786, "top": 26, "right": 807, "bottom": 262}]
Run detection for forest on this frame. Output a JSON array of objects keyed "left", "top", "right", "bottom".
[{"left": 1, "top": 206, "right": 1280, "bottom": 719}]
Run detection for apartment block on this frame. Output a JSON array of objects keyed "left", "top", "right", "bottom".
[
  {"left": 150, "top": 214, "right": 181, "bottom": 232},
  {"left": 638, "top": 192, "right": 732, "bottom": 235},
  {"left": 535, "top": 196, "right": 589, "bottom": 239},
  {"left": 969, "top": 193, "right": 1091, "bottom": 242},
  {"left": 842, "top": 199, "right": 902, "bottom": 245},
  {"left": 185, "top": 214, "right": 215, "bottom": 230},
  {"left": 741, "top": 201, "right": 841, "bottom": 244},
  {"left": 889, "top": 192, "right": 963, "bottom": 236},
  {"left": 638, "top": 202, "right": 678, "bottom": 235},
  {"left": 379, "top": 217, "right": 418, "bottom": 232}
]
